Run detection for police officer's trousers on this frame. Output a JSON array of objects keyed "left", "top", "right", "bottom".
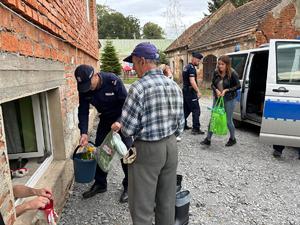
[
  {"left": 183, "top": 89, "right": 201, "bottom": 129},
  {"left": 94, "top": 120, "right": 133, "bottom": 190}
]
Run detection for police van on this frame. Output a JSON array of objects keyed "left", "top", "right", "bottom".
[{"left": 227, "top": 39, "right": 300, "bottom": 149}]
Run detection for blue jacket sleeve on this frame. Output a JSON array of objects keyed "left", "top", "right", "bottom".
[{"left": 78, "top": 92, "right": 90, "bottom": 135}]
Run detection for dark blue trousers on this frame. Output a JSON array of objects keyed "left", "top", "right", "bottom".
[
  {"left": 183, "top": 89, "right": 201, "bottom": 129},
  {"left": 94, "top": 120, "right": 133, "bottom": 190}
]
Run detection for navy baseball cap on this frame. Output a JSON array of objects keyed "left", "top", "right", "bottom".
[
  {"left": 192, "top": 51, "right": 203, "bottom": 60},
  {"left": 123, "top": 42, "right": 160, "bottom": 63},
  {"left": 74, "top": 64, "right": 94, "bottom": 93}
]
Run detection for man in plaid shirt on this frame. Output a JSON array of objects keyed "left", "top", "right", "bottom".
[{"left": 111, "top": 42, "right": 184, "bottom": 225}]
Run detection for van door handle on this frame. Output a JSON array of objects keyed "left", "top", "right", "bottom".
[{"left": 272, "top": 87, "right": 289, "bottom": 93}]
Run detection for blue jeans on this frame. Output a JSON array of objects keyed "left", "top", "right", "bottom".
[{"left": 207, "top": 98, "right": 236, "bottom": 140}]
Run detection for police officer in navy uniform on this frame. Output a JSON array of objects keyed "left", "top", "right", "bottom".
[
  {"left": 182, "top": 52, "right": 205, "bottom": 135},
  {"left": 74, "top": 64, "right": 132, "bottom": 203}
]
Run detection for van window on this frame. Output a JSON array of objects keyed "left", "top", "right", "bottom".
[
  {"left": 229, "top": 54, "right": 247, "bottom": 79},
  {"left": 276, "top": 42, "right": 300, "bottom": 84}
]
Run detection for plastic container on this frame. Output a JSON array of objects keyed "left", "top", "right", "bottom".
[{"left": 72, "top": 145, "right": 97, "bottom": 183}]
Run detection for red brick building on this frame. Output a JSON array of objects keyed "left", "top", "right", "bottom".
[
  {"left": 0, "top": 0, "right": 99, "bottom": 224},
  {"left": 166, "top": 0, "right": 300, "bottom": 85}
]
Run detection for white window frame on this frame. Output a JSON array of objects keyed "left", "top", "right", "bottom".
[
  {"left": 14, "top": 92, "right": 54, "bottom": 205},
  {"left": 8, "top": 95, "right": 45, "bottom": 159}
]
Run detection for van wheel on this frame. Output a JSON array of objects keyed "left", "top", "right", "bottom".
[{"left": 233, "top": 119, "right": 242, "bottom": 128}]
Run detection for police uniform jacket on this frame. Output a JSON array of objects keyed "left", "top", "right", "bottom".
[
  {"left": 182, "top": 63, "right": 197, "bottom": 91},
  {"left": 78, "top": 72, "right": 127, "bottom": 135}
]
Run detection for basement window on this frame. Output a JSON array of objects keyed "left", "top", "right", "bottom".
[{"left": 2, "top": 92, "right": 53, "bottom": 186}]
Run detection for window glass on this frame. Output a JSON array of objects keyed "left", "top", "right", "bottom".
[
  {"left": 276, "top": 42, "right": 300, "bottom": 84},
  {"left": 229, "top": 54, "right": 248, "bottom": 79},
  {"left": 2, "top": 96, "right": 37, "bottom": 154}
]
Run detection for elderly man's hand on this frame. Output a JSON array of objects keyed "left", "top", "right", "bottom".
[{"left": 111, "top": 122, "right": 122, "bottom": 132}]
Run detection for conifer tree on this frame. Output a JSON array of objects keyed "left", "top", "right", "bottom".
[{"left": 100, "top": 40, "right": 121, "bottom": 75}]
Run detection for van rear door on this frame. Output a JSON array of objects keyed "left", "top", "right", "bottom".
[{"left": 260, "top": 39, "right": 300, "bottom": 147}]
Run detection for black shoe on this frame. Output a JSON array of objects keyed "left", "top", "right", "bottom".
[
  {"left": 82, "top": 184, "right": 107, "bottom": 199},
  {"left": 119, "top": 189, "right": 128, "bottom": 203},
  {"left": 200, "top": 138, "right": 211, "bottom": 146},
  {"left": 191, "top": 129, "right": 205, "bottom": 135},
  {"left": 225, "top": 138, "right": 237, "bottom": 147},
  {"left": 273, "top": 150, "right": 282, "bottom": 158},
  {"left": 184, "top": 125, "right": 192, "bottom": 130}
]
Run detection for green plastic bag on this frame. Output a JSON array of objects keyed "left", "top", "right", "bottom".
[
  {"left": 95, "top": 131, "right": 128, "bottom": 172},
  {"left": 209, "top": 97, "right": 228, "bottom": 135}
]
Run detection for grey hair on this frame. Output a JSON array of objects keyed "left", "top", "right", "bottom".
[{"left": 145, "top": 59, "right": 159, "bottom": 65}]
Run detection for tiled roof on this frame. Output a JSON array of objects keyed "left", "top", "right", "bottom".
[
  {"left": 189, "top": 0, "right": 282, "bottom": 50},
  {"left": 165, "top": 18, "right": 208, "bottom": 52}
]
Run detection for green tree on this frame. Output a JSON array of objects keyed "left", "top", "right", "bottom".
[
  {"left": 142, "top": 22, "right": 165, "bottom": 39},
  {"left": 100, "top": 41, "right": 122, "bottom": 75},
  {"left": 158, "top": 50, "right": 169, "bottom": 65},
  {"left": 97, "top": 4, "right": 141, "bottom": 39},
  {"left": 208, "top": 0, "right": 252, "bottom": 13},
  {"left": 125, "top": 16, "right": 141, "bottom": 39}
]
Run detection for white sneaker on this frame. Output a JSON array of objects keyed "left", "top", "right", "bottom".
[{"left": 176, "top": 136, "right": 182, "bottom": 142}]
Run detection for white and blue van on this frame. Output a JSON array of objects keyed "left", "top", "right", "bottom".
[{"left": 227, "top": 39, "right": 300, "bottom": 149}]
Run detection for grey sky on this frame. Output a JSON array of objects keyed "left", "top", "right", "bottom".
[{"left": 96, "top": 0, "right": 209, "bottom": 39}]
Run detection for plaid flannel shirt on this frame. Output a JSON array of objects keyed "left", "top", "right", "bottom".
[{"left": 121, "top": 69, "right": 185, "bottom": 141}]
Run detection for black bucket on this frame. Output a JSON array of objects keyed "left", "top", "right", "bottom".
[{"left": 72, "top": 145, "right": 97, "bottom": 183}]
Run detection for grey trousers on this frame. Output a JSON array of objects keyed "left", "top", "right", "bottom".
[{"left": 128, "top": 135, "right": 178, "bottom": 225}]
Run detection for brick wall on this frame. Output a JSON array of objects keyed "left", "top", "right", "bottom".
[
  {"left": 0, "top": 108, "right": 16, "bottom": 225},
  {"left": 0, "top": 1, "right": 99, "bottom": 224},
  {"left": 256, "top": 1, "right": 300, "bottom": 46},
  {"left": 0, "top": 0, "right": 98, "bottom": 59}
]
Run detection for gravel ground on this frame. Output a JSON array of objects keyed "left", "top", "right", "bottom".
[{"left": 59, "top": 97, "right": 300, "bottom": 225}]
